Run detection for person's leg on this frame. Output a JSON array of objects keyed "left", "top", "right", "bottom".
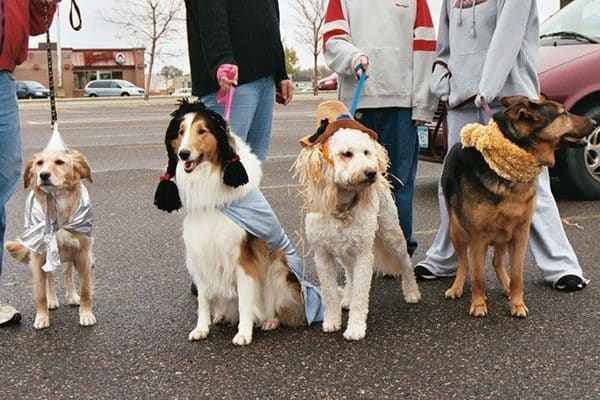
[
  {"left": 356, "top": 108, "right": 419, "bottom": 255},
  {"left": 527, "top": 168, "right": 588, "bottom": 289},
  {"left": 0, "top": 71, "right": 23, "bottom": 325},
  {"left": 415, "top": 106, "right": 481, "bottom": 277},
  {"left": 244, "top": 76, "right": 275, "bottom": 162}
]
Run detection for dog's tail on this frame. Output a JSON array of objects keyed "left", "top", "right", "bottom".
[
  {"left": 4, "top": 241, "right": 31, "bottom": 264},
  {"left": 268, "top": 250, "right": 306, "bottom": 327}
]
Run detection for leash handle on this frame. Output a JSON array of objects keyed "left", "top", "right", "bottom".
[
  {"left": 216, "top": 64, "right": 238, "bottom": 122},
  {"left": 69, "top": 0, "right": 82, "bottom": 31},
  {"left": 44, "top": 2, "right": 58, "bottom": 129},
  {"left": 348, "top": 70, "right": 366, "bottom": 116}
]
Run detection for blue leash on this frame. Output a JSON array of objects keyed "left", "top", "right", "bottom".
[{"left": 348, "top": 64, "right": 367, "bottom": 116}]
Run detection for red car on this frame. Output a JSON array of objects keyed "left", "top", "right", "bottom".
[
  {"left": 318, "top": 73, "right": 337, "bottom": 90},
  {"left": 419, "top": 0, "right": 600, "bottom": 199}
]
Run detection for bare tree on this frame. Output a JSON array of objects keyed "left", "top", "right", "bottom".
[
  {"left": 292, "top": 0, "right": 327, "bottom": 95},
  {"left": 105, "top": 0, "right": 184, "bottom": 99}
]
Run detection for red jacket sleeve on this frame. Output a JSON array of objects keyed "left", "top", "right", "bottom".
[{"left": 29, "top": 0, "right": 57, "bottom": 37}]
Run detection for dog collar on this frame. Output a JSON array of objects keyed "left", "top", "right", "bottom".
[{"left": 461, "top": 120, "right": 542, "bottom": 182}]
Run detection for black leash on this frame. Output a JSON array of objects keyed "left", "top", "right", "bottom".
[
  {"left": 43, "top": 0, "right": 82, "bottom": 131},
  {"left": 69, "top": 0, "right": 81, "bottom": 31},
  {"left": 44, "top": 1, "right": 58, "bottom": 131}
]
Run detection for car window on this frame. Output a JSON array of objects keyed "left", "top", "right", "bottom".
[
  {"left": 119, "top": 81, "right": 135, "bottom": 88},
  {"left": 110, "top": 81, "right": 122, "bottom": 88},
  {"left": 541, "top": 0, "right": 600, "bottom": 40},
  {"left": 87, "top": 81, "right": 101, "bottom": 88}
]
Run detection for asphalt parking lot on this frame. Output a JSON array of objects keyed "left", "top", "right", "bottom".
[{"left": 0, "top": 94, "right": 598, "bottom": 399}]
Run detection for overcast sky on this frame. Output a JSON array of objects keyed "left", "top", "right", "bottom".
[{"left": 30, "top": 0, "right": 561, "bottom": 74}]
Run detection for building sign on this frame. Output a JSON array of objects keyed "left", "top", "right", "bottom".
[
  {"left": 114, "top": 52, "right": 126, "bottom": 65},
  {"left": 83, "top": 51, "right": 128, "bottom": 66}
]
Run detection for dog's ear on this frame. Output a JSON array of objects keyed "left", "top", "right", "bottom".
[
  {"left": 154, "top": 115, "right": 183, "bottom": 212},
  {"left": 207, "top": 115, "right": 248, "bottom": 188},
  {"left": 373, "top": 141, "right": 390, "bottom": 174},
  {"left": 500, "top": 96, "right": 530, "bottom": 108},
  {"left": 69, "top": 150, "right": 93, "bottom": 183},
  {"left": 23, "top": 158, "right": 34, "bottom": 189}
]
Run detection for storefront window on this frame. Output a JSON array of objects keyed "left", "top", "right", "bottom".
[{"left": 74, "top": 71, "right": 125, "bottom": 89}]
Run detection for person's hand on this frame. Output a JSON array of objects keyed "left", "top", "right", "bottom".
[
  {"left": 276, "top": 79, "right": 294, "bottom": 106},
  {"left": 216, "top": 64, "right": 238, "bottom": 91},
  {"left": 414, "top": 120, "right": 427, "bottom": 126},
  {"left": 353, "top": 55, "right": 369, "bottom": 79}
]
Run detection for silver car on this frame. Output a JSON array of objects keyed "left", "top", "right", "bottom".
[{"left": 84, "top": 79, "right": 146, "bottom": 97}]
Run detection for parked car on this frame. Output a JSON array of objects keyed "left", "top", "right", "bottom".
[
  {"left": 83, "top": 79, "right": 146, "bottom": 97},
  {"left": 171, "top": 87, "right": 193, "bottom": 97},
  {"left": 318, "top": 73, "right": 337, "bottom": 90},
  {"left": 419, "top": 0, "right": 600, "bottom": 199},
  {"left": 16, "top": 81, "right": 49, "bottom": 99}
]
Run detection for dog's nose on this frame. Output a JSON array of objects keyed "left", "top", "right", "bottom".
[
  {"left": 364, "top": 170, "right": 377, "bottom": 181},
  {"left": 39, "top": 172, "right": 51, "bottom": 181},
  {"left": 179, "top": 149, "right": 191, "bottom": 160}
]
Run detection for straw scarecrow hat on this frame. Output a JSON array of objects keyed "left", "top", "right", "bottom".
[{"left": 299, "top": 100, "right": 377, "bottom": 148}]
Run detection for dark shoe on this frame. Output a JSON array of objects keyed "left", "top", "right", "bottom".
[
  {"left": 0, "top": 303, "right": 21, "bottom": 325},
  {"left": 414, "top": 265, "right": 438, "bottom": 281},
  {"left": 190, "top": 282, "right": 198, "bottom": 297},
  {"left": 554, "top": 275, "right": 587, "bottom": 292}
]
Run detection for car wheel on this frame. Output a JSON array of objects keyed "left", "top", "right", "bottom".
[
  {"left": 559, "top": 105, "right": 600, "bottom": 200},
  {"left": 121, "top": 92, "right": 130, "bottom": 97},
  {"left": 89, "top": 93, "right": 97, "bottom": 98}
]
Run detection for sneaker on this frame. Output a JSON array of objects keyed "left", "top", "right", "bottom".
[
  {"left": 414, "top": 264, "right": 438, "bottom": 280},
  {"left": 0, "top": 303, "right": 21, "bottom": 325},
  {"left": 554, "top": 275, "right": 588, "bottom": 292}
]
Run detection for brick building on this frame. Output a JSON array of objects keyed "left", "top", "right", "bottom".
[{"left": 14, "top": 44, "right": 146, "bottom": 97}]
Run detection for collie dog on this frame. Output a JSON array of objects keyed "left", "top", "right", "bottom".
[
  {"left": 4, "top": 149, "right": 95, "bottom": 329},
  {"left": 294, "top": 100, "right": 421, "bottom": 341},
  {"left": 154, "top": 100, "right": 305, "bottom": 345}
]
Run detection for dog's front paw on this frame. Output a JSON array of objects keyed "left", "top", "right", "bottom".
[
  {"left": 404, "top": 289, "right": 421, "bottom": 304},
  {"left": 232, "top": 331, "right": 253, "bottom": 346},
  {"left": 188, "top": 327, "right": 209, "bottom": 341},
  {"left": 445, "top": 286, "right": 464, "bottom": 299},
  {"left": 510, "top": 302, "right": 529, "bottom": 318},
  {"left": 79, "top": 310, "right": 97, "bottom": 326},
  {"left": 322, "top": 318, "right": 342, "bottom": 333},
  {"left": 261, "top": 318, "right": 280, "bottom": 331},
  {"left": 66, "top": 293, "right": 80, "bottom": 306},
  {"left": 47, "top": 298, "right": 60, "bottom": 310},
  {"left": 469, "top": 302, "right": 488, "bottom": 317},
  {"left": 33, "top": 313, "right": 50, "bottom": 330},
  {"left": 343, "top": 323, "right": 366, "bottom": 341}
]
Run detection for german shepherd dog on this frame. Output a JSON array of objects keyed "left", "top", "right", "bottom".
[{"left": 442, "top": 96, "right": 595, "bottom": 317}]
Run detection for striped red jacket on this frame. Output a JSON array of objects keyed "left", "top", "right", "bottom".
[
  {"left": 323, "top": 0, "right": 437, "bottom": 121},
  {"left": 0, "top": 0, "right": 57, "bottom": 72}
]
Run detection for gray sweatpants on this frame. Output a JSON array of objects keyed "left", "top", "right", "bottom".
[{"left": 419, "top": 105, "right": 587, "bottom": 285}]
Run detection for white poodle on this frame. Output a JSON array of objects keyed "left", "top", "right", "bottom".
[{"left": 294, "top": 101, "right": 421, "bottom": 341}]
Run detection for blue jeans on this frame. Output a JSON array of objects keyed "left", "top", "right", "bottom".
[
  {"left": 355, "top": 108, "right": 419, "bottom": 256},
  {"left": 201, "top": 75, "right": 275, "bottom": 162},
  {"left": 0, "top": 71, "right": 23, "bottom": 277}
]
